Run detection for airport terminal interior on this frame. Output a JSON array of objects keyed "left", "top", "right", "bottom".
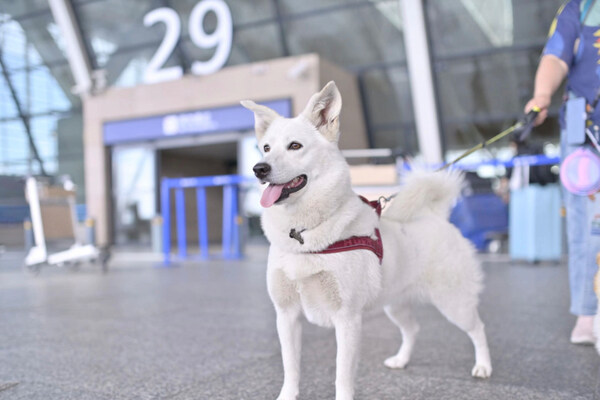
[{"left": 0, "top": 0, "right": 599, "bottom": 398}]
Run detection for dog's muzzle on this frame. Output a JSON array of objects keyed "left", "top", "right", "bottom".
[{"left": 253, "top": 162, "right": 271, "bottom": 180}]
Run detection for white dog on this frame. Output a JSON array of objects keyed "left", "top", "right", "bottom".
[{"left": 242, "top": 82, "right": 492, "bottom": 400}]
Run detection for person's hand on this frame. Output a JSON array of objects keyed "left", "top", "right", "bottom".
[{"left": 524, "top": 94, "right": 551, "bottom": 126}]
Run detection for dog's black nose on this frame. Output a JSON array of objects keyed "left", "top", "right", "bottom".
[{"left": 253, "top": 162, "right": 271, "bottom": 179}]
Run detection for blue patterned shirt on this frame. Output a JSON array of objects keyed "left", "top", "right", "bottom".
[{"left": 543, "top": 0, "right": 600, "bottom": 125}]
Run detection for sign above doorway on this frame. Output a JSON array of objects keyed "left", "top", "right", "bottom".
[{"left": 102, "top": 98, "right": 291, "bottom": 145}]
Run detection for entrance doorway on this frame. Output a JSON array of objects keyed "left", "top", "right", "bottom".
[
  {"left": 159, "top": 140, "right": 238, "bottom": 247},
  {"left": 110, "top": 132, "right": 262, "bottom": 248}
]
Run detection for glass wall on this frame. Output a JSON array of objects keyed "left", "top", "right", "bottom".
[
  {"left": 111, "top": 145, "right": 156, "bottom": 245},
  {"left": 0, "top": 7, "right": 80, "bottom": 179},
  {"left": 425, "top": 0, "right": 565, "bottom": 159},
  {"left": 0, "top": 0, "right": 570, "bottom": 188},
  {"left": 70, "top": 0, "right": 414, "bottom": 150},
  {"left": 1, "top": 0, "right": 414, "bottom": 191}
]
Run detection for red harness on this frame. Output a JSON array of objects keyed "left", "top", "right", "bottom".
[{"left": 314, "top": 196, "right": 384, "bottom": 264}]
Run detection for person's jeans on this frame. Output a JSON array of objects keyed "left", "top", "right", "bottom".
[{"left": 561, "top": 130, "right": 599, "bottom": 316}]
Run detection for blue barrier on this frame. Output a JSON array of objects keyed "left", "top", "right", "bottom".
[
  {"left": 401, "top": 154, "right": 561, "bottom": 173},
  {"left": 160, "top": 175, "right": 249, "bottom": 265},
  {"left": 445, "top": 154, "right": 560, "bottom": 171}
]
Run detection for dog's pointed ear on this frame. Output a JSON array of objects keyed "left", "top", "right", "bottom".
[
  {"left": 241, "top": 100, "right": 281, "bottom": 140},
  {"left": 301, "top": 81, "right": 342, "bottom": 142}
]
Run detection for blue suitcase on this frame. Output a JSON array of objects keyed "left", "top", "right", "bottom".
[
  {"left": 509, "top": 184, "right": 562, "bottom": 262},
  {"left": 450, "top": 194, "right": 508, "bottom": 251}
]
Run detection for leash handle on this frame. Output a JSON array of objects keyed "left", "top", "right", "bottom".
[
  {"left": 523, "top": 106, "right": 540, "bottom": 125},
  {"left": 515, "top": 107, "right": 540, "bottom": 142}
]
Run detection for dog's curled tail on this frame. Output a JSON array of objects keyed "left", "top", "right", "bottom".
[{"left": 382, "top": 170, "right": 464, "bottom": 222}]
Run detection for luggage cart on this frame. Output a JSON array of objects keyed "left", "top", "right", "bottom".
[{"left": 24, "top": 176, "right": 109, "bottom": 273}]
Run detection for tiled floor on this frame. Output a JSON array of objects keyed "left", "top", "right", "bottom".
[{"left": 0, "top": 250, "right": 598, "bottom": 399}]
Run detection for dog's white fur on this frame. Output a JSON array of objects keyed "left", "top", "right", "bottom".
[{"left": 242, "top": 82, "right": 492, "bottom": 400}]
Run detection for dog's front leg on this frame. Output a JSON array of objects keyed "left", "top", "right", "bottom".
[
  {"left": 275, "top": 305, "right": 302, "bottom": 400},
  {"left": 333, "top": 313, "right": 362, "bottom": 400}
]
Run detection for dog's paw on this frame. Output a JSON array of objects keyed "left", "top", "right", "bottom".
[
  {"left": 335, "top": 389, "right": 354, "bottom": 400},
  {"left": 384, "top": 355, "right": 409, "bottom": 369},
  {"left": 276, "top": 394, "right": 297, "bottom": 400},
  {"left": 471, "top": 364, "right": 492, "bottom": 379},
  {"left": 276, "top": 386, "right": 298, "bottom": 400}
]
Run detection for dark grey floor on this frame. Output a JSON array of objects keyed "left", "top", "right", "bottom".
[{"left": 0, "top": 249, "right": 599, "bottom": 400}]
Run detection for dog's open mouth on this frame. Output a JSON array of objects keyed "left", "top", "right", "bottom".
[{"left": 260, "top": 175, "right": 307, "bottom": 208}]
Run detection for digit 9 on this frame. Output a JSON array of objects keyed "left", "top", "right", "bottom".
[{"left": 189, "top": 0, "right": 233, "bottom": 76}]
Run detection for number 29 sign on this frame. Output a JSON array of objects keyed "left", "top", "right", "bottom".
[{"left": 143, "top": 0, "right": 233, "bottom": 84}]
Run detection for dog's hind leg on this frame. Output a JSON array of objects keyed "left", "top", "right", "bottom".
[
  {"left": 432, "top": 298, "right": 492, "bottom": 378},
  {"left": 275, "top": 304, "right": 302, "bottom": 400},
  {"left": 383, "top": 302, "right": 420, "bottom": 369}
]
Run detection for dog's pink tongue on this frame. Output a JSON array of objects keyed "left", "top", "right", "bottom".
[{"left": 261, "top": 184, "right": 284, "bottom": 208}]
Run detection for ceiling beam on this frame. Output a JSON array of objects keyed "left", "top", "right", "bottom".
[{"left": 48, "top": 0, "right": 94, "bottom": 96}]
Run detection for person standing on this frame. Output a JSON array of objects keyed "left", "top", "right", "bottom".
[{"left": 525, "top": 0, "right": 600, "bottom": 344}]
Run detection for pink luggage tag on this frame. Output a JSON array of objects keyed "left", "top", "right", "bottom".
[{"left": 560, "top": 147, "right": 600, "bottom": 195}]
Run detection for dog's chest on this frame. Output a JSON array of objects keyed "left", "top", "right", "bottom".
[{"left": 296, "top": 271, "right": 342, "bottom": 328}]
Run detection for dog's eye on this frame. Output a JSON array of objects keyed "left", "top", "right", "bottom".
[
  {"left": 263, "top": 144, "right": 270, "bottom": 153},
  {"left": 288, "top": 142, "right": 303, "bottom": 150}
]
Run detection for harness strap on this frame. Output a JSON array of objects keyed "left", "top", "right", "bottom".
[
  {"left": 314, "top": 229, "right": 383, "bottom": 264},
  {"left": 312, "top": 196, "right": 384, "bottom": 264},
  {"left": 359, "top": 195, "right": 382, "bottom": 216}
]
